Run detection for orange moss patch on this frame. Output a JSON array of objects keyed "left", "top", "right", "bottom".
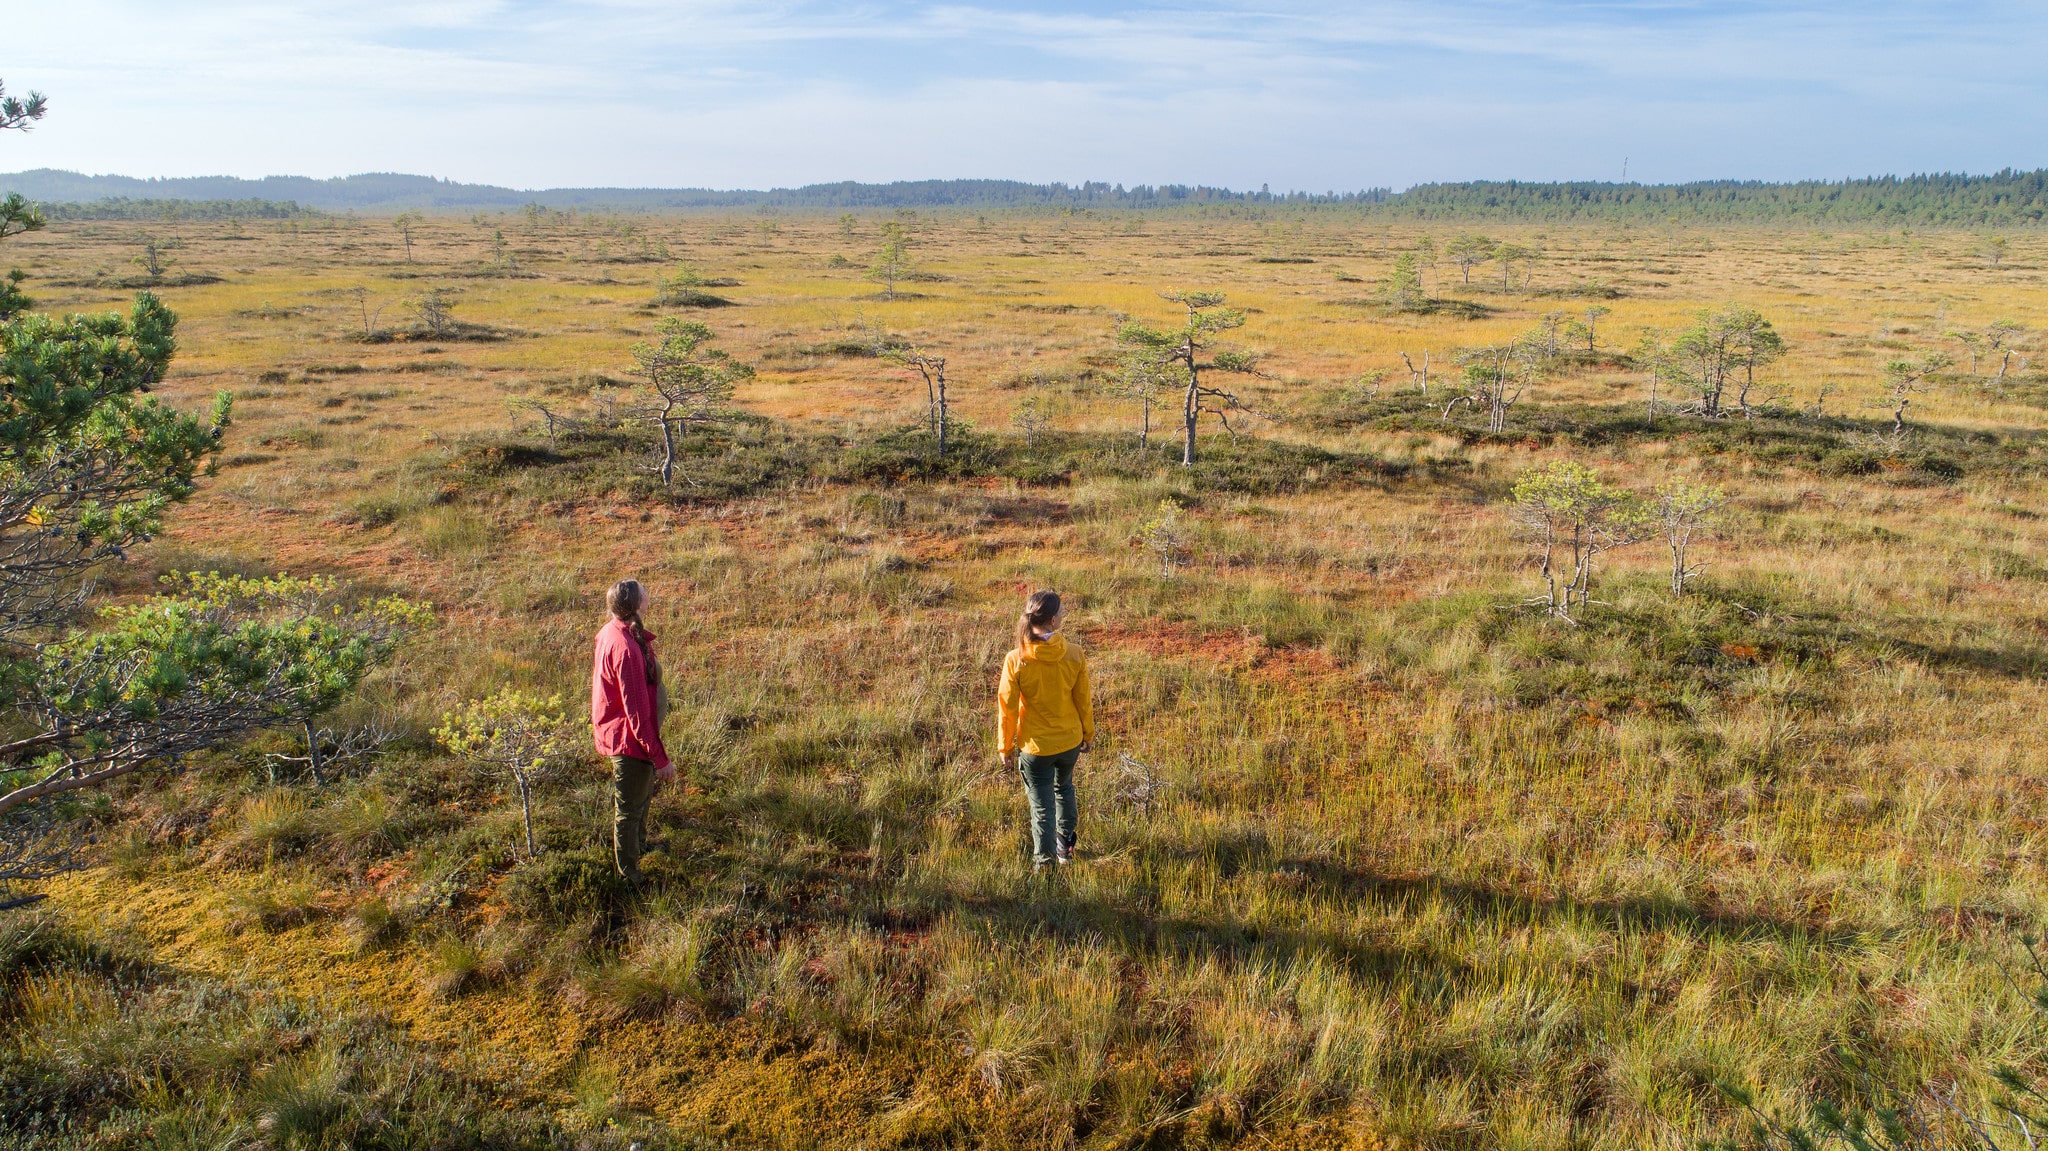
[
  {"left": 37, "top": 866, "right": 965, "bottom": 1147},
  {"left": 1091, "top": 618, "right": 1348, "bottom": 686}
]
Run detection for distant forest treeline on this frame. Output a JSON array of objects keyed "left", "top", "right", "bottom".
[
  {"left": 37, "top": 197, "right": 318, "bottom": 221},
  {"left": 6, "top": 168, "right": 2048, "bottom": 225}
]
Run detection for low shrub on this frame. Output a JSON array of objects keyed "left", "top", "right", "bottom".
[
  {"left": 651, "top": 289, "right": 736, "bottom": 308},
  {"left": 1308, "top": 392, "right": 2046, "bottom": 480}
]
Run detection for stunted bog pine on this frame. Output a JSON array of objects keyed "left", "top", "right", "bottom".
[
  {"left": 630, "top": 317, "right": 754, "bottom": 486},
  {"left": 1652, "top": 480, "right": 1726, "bottom": 596},
  {"left": 1640, "top": 305, "right": 1786, "bottom": 418},
  {"left": 1883, "top": 351, "right": 1957, "bottom": 433},
  {"left": 1510, "top": 460, "right": 1649, "bottom": 619},
  {"left": 2, "top": 574, "right": 429, "bottom": 881},
  {"left": 1116, "top": 290, "right": 1262, "bottom": 466}
]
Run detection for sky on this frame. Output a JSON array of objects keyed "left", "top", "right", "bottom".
[{"left": 6, "top": 1, "right": 2045, "bottom": 192}]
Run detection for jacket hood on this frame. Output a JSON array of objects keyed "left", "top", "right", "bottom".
[{"left": 1020, "top": 633, "right": 1068, "bottom": 663}]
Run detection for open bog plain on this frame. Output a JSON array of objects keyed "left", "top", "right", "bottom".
[{"left": 9, "top": 208, "right": 2048, "bottom": 1149}]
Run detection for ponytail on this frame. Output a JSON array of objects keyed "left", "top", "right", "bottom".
[
  {"left": 606, "top": 578, "right": 645, "bottom": 621},
  {"left": 1015, "top": 589, "right": 1062, "bottom": 650}
]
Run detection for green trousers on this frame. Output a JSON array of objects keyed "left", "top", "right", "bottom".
[
  {"left": 1018, "top": 747, "right": 1080, "bottom": 866},
  {"left": 610, "top": 755, "right": 655, "bottom": 880}
]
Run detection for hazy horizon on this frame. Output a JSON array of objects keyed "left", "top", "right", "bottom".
[
  {"left": 9, "top": 167, "right": 2046, "bottom": 198},
  {"left": 9, "top": 2, "right": 2046, "bottom": 192}
]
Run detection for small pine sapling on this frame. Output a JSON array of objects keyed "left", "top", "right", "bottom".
[
  {"left": 1116, "top": 290, "right": 1263, "bottom": 466},
  {"left": 1378, "top": 253, "right": 1428, "bottom": 312},
  {"left": 1984, "top": 319, "right": 2028, "bottom": 391},
  {"left": 1578, "top": 305, "right": 1611, "bottom": 353},
  {"left": 1640, "top": 306, "right": 1785, "bottom": 418},
  {"left": 1138, "top": 500, "right": 1192, "bottom": 578},
  {"left": 434, "top": 690, "right": 581, "bottom": 860},
  {"left": 1495, "top": 242, "right": 1538, "bottom": 289},
  {"left": 1106, "top": 343, "right": 1177, "bottom": 448},
  {"left": 1012, "top": 394, "right": 1049, "bottom": 448},
  {"left": 1348, "top": 368, "right": 1388, "bottom": 404},
  {"left": 411, "top": 288, "right": 456, "bottom": 337},
  {"left": 227, "top": 573, "right": 430, "bottom": 785},
  {"left": 1448, "top": 341, "right": 1531, "bottom": 434},
  {"left": 866, "top": 223, "right": 914, "bottom": 299},
  {"left": 133, "top": 234, "right": 183, "bottom": 283},
  {"left": 1653, "top": 481, "right": 1726, "bottom": 596},
  {"left": 393, "top": 211, "right": 423, "bottom": 262},
  {"left": 1446, "top": 232, "right": 1497, "bottom": 285},
  {"left": 4, "top": 574, "right": 429, "bottom": 848}
]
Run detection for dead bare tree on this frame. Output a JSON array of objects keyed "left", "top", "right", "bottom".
[
  {"left": 264, "top": 720, "right": 400, "bottom": 786},
  {"left": 507, "top": 396, "right": 579, "bottom": 445},
  {"left": 867, "top": 322, "right": 953, "bottom": 456},
  {"left": 1110, "top": 753, "right": 1170, "bottom": 819},
  {"left": 1400, "top": 350, "right": 1432, "bottom": 395},
  {"left": 348, "top": 286, "right": 388, "bottom": 341}
]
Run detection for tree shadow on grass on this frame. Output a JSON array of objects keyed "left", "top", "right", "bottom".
[
  {"left": 1270, "top": 858, "right": 1885, "bottom": 952},
  {"left": 696, "top": 778, "right": 1885, "bottom": 994}
]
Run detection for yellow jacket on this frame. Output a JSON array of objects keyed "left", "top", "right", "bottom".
[{"left": 997, "top": 633, "right": 1094, "bottom": 757}]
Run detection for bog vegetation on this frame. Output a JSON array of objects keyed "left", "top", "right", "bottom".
[{"left": 6, "top": 166, "right": 2048, "bottom": 1150}]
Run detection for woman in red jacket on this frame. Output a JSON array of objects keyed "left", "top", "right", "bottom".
[{"left": 592, "top": 579, "right": 672, "bottom": 883}]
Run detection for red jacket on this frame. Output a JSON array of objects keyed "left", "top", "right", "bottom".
[{"left": 591, "top": 618, "right": 669, "bottom": 770}]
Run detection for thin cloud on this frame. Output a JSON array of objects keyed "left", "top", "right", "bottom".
[{"left": 3, "top": 0, "right": 2043, "bottom": 187}]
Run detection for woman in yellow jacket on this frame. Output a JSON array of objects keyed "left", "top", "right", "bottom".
[{"left": 998, "top": 590, "right": 1093, "bottom": 870}]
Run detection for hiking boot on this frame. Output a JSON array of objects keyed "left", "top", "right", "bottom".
[{"left": 1055, "top": 841, "right": 1073, "bottom": 864}]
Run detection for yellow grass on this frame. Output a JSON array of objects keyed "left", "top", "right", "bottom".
[{"left": 9, "top": 209, "right": 2048, "bottom": 1148}]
